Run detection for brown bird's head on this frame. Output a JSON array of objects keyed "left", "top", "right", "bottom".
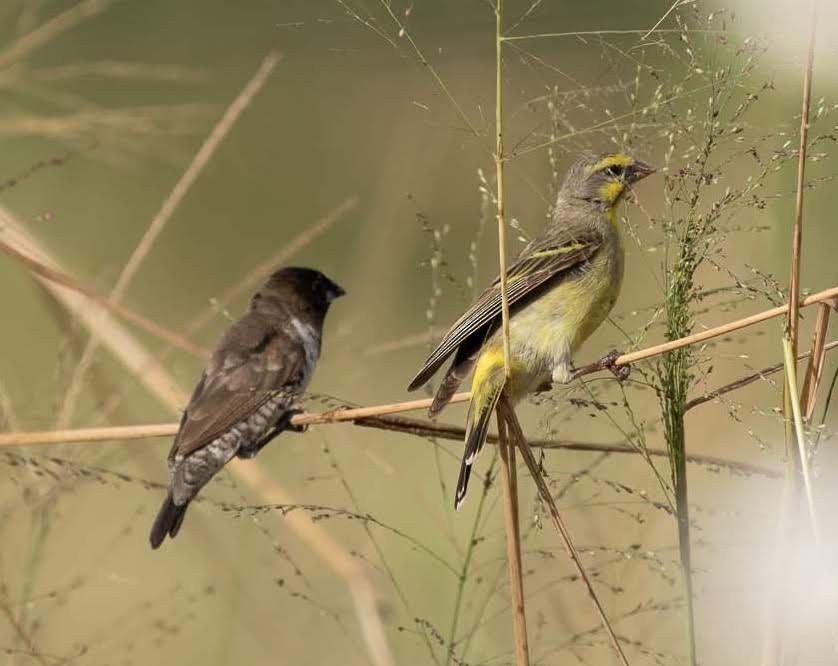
[
  {"left": 560, "top": 152, "right": 656, "bottom": 209},
  {"left": 252, "top": 267, "right": 345, "bottom": 316}
]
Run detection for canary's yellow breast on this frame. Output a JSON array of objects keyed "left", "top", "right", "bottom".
[{"left": 471, "top": 215, "right": 624, "bottom": 400}]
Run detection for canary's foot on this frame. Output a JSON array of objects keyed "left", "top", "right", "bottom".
[
  {"left": 600, "top": 349, "right": 630, "bottom": 381},
  {"left": 571, "top": 349, "right": 630, "bottom": 382}
]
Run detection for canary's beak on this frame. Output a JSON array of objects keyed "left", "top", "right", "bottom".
[{"left": 627, "top": 160, "right": 656, "bottom": 183}]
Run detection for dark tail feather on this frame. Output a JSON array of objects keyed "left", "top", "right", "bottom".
[
  {"left": 455, "top": 379, "right": 504, "bottom": 510},
  {"left": 429, "top": 357, "right": 475, "bottom": 418},
  {"left": 150, "top": 492, "right": 189, "bottom": 549}
]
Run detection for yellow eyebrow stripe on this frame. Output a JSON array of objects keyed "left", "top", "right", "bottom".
[{"left": 590, "top": 154, "right": 633, "bottom": 173}]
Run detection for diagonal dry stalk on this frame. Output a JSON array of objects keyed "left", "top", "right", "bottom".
[
  {"left": 497, "top": 396, "right": 630, "bottom": 665},
  {"left": 0, "top": 0, "right": 113, "bottom": 70},
  {"left": 0, "top": 238, "right": 209, "bottom": 358},
  {"left": 686, "top": 339, "right": 837, "bottom": 411},
  {"left": 800, "top": 303, "right": 831, "bottom": 421},
  {"left": 0, "top": 207, "right": 394, "bottom": 666},
  {"left": 58, "top": 51, "right": 281, "bottom": 428},
  {"left": 182, "top": 196, "right": 358, "bottom": 337}
]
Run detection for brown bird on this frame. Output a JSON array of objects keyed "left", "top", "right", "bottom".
[{"left": 150, "top": 267, "right": 345, "bottom": 549}]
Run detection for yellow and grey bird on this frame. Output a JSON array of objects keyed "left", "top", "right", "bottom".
[{"left": 407, "top": 152, "right": 655, "bottom": 508}]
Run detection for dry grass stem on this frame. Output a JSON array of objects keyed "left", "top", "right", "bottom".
[
  {"left": 496, "top": 414, "right": 530, "bottom": 666},
  {"left": 0, "top": 207, "right": 393, "bottom": 666},
  {"left": 58, "top": 51, "right": 281, "bottom": 427},
  {"left": 686, "top": 339, "right": 837, "bottom": 411},
  {"left": 786, "top": 3, "right": 818, "bottom": 355},
  {"left": 183, "top": 196, "right": 358, "bottom": 337},
  {"left": 0, "top": 415, "right": 783, "bottom": 478},
  {"left": 800, "top": 303, "right": 831, "bottom": 421},
  {"left": 229, "top": 461, "right": 395, "bottom": 666},
  {"left": 497, "top": 397, "right": 630, "bottom": 665},
  {"left": 0, "top": 0, "right": 113, "bottom": 70},
  {"left": 0, "top": 237, "right": 209, "bottom": 358},
  {"left": 495, "top": 0, "right": 512, "bottom": 378}
]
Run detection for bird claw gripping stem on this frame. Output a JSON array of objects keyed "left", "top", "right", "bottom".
[
  {"left": 599, "top": 349, "right": 630, "bottom": 381},
  {"left": 571, "top": 349, "right": 630, "bottom": 382},
  {"left": 286, "top": 408, "right": 308, "bottom": 433}
]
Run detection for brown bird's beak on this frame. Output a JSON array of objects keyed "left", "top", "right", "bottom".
[
  {"left": 328, "top": 284, "right": 346, "bottom": 302},
  {"left": 627, "top": 160, "right": 656, "bottom": 183}
]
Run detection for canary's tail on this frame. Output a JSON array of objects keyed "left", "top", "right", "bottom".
[
  {"left": 455, "top": 365, "right": 505, "bottom": 510},
  {"left": 149, "top": 492, "right": 188, "bottom": 550}
]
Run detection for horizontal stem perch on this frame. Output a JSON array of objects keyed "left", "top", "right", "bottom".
[
  {"left": 610, "top": 287, "right": 837, "bottom": 368},
  {"left": 355, "top": 415, "right": 781, "bottom": 478},
  {"left": 1, "top": 287, "right": 831, "bottom": 465},
  {"left": 0, "top": 412, "right": 781, "bottom": 478}
]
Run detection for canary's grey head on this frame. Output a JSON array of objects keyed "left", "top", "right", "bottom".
[
  {"left": 252, "top": 266, "right": 345, "bottom": 315},
  {"left": 559, "top": 152, "right": 656, "bottom": 209}
]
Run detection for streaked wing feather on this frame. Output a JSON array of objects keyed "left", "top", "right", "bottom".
[{"left": 408, "top": 227, "right": 602, "bottom": 389}]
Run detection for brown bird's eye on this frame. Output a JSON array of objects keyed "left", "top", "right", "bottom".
[{"left": 605, "top": 165, "right": 624, "bottom": 178}]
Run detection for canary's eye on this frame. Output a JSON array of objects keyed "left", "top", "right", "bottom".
[{"left": 605, "top": 164, "right": 625, "bottom": 178}]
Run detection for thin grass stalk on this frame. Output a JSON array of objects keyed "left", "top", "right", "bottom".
[
  {"left": 445, "top": 454, "right": 497, "bottom": 666},
  {"left": 0, "top": 208, "right": 394, "bottom": 666},
  {"left": 800, "top": 303, "right": 831, "bottom": 421},
  {"left": 57, "top": 51, "right": 281, "bottom": 427},
  {"left": 786, "top": 0, "right": 818, "bottom": 356},
  {"left": 498, "top": 397, "right": 630, "bottom": 666},
  {"left": 495, "top": 0, "right": 511, "bottom": 377},
  {"left": 497, "top": 415, "right": 529, "bottom": 666}
]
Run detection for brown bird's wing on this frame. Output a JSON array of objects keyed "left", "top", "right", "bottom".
[
  {"left": 408, "top": 225, "right": 602, "bottom": 391},
  {"left": 170, "top": 312, "right": 307, "bottom": 460}
]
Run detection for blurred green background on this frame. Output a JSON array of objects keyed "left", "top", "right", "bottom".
[{"left": 1, "top": 1, "right": 836, "bottom": 664}]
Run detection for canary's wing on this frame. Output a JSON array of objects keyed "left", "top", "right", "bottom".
[
  {"left": 408, "top": 225, "right": 602, "bottom": 391},
  {"left": 170, "top": 312, "right": 307, "bottom": 460}
]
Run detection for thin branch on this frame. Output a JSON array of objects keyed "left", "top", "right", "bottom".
[
  {"left": 0, "top": 414, "right": 783, "bottom": 479},
  {"left": 497, "top": 397, "right": 630, "bottom": 666}
]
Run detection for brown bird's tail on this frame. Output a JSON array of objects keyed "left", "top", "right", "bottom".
[{"left": 149, "top": 492, "right": 188, "bottom": 549}]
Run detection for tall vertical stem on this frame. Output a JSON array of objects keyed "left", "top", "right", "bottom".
[
  {"left": 494, "top": 3, "right": 529, "bottom": 664},
  {"left": 495, "top": 0, "right": 511, "bottom": 378},
  {"left": 498, "top": 415, "right": 530, "bottom": 666}
]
